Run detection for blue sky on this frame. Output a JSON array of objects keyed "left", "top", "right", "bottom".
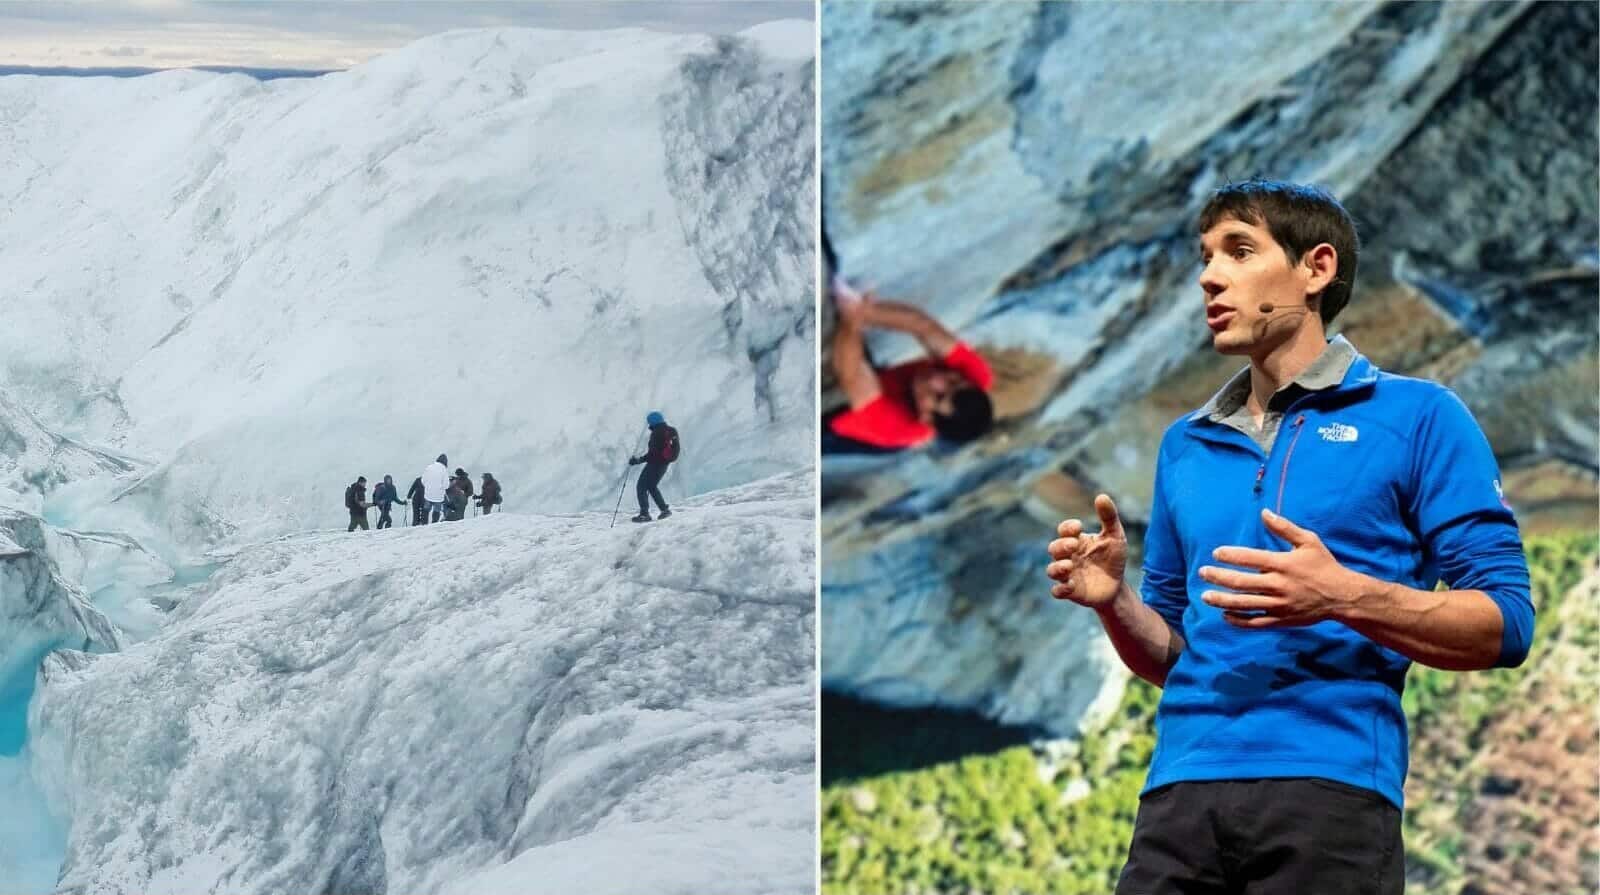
[{"left": 0, "top": 1, "right": 814, "bottom": 71}]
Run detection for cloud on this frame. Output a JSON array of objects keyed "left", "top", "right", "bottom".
[{"left": 0, "top": 0, "right": 813, "bottom": 69}]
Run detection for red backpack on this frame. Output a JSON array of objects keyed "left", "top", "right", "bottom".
[{"left": 660, "top": 425, "right": 681, "bottom": 463}]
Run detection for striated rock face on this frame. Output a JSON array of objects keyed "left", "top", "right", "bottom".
[{"left": 821, "top": 0, "right": 1597, "bottom": 735}]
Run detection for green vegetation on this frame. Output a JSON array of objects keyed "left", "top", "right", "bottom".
[
  {"left": 1401, "top": 530, "right": 1597, "bottom": 894},
  {"left": 822, "top": 532, "right": 1597, "bottom": 895},
  {"left": 822, "top": 680, "right": 1158, "bottom": 895}
]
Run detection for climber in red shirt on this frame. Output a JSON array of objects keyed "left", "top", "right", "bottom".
[{"left": 825, "top": 276, "right": 995, "bottom": 453}]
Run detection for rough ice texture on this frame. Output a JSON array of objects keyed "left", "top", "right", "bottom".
[
  {"left": 31, "top": 471, "right": 816, "bottom": 895},
  {"left": 821, "top": 1, "right": 1597, "bottom": 735},
  {"left": 0, "top": 390, "right": 140, "bottom": 515},
  {"left": 0, "top": 25, "right": 816, "bottom": 551},
  {"left": 0, "top": 510, "right": 122, "bottom": 684},
  {"left": 0, "top": 22, "right": 817, "bottom": 894}
]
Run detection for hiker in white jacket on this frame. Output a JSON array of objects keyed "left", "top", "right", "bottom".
[{"left": 421, "top": 454, "right": 451, "bottom": 524}]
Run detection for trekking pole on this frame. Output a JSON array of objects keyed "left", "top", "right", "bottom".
[
  {"left": 609, "top": 426, "right": 648, "bottom": 528},
  {"left": 609, "top": 467, "right": 632, "bottom": 528}
]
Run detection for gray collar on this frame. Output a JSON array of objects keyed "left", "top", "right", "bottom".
[{"left": 1197, "top": 335, "right": 1359, "bottom": 421}]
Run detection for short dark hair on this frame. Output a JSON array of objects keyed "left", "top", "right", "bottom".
[
  {"left": 933, "top": 388, "right": 994, "bottom": 444},
  {"left": 357, "top": 476, "right": 366, "bottom": 483},
  {"left": 1198, "top": 179, "right": 1360, "bottom": 325}
]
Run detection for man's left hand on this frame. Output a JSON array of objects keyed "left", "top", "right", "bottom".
[{"left": 1198, "top": 509, "right": 1365, "bottom": 628}]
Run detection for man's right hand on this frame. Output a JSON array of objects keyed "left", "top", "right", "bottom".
[{"left": 1046, "top": 494, "right": 1128, "bottom": 608}]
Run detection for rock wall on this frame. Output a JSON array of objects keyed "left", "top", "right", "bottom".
[{"left": 821, "top": 0, "right": 1598, "bottom": 733}]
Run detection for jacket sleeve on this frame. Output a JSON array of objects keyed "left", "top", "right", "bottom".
[
  {"left": 1407, "top": 388, "right": 1534, "bottom": 668},
  {"left": 1140, "top": 429, "right": 1189, "bottom": 635},
  {"left": 647, "top": 428, "right": 667, "bottom": 462}
]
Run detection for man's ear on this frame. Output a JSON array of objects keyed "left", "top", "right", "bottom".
[{"left": 1302, "top": 243, "right": 1338, "bottom": 299}]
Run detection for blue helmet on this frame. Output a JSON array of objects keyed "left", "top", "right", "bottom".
[{"left": 646, "top": 411, "right": 665, "bottom": 427}]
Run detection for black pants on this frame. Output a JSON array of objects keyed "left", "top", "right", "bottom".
[
  {"left": 412, "top": 501, "right": 428, "bottom": 525},
  {"left": 376, "top": 503, "right": 394, "bottom": 529},
  {"left": 637, "top": 462, "right": 668, "bottom": 515},
  {"left": 347, "top": 510, "right": 368, "bottom": 532},
  {"left": 1117, "top": 778, "right": 1403, "bottom": 895}
]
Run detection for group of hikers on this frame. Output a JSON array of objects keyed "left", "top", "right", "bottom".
[
  {"left": 344, "top": 454, "right": 502, "bottom": 531},
  {"left": 339, "top": 410, "right": 681, "bottom": 532}
]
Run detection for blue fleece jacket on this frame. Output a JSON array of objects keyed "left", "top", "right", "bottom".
[{"left": 1140, "top": 350, "right": 1533, "bottom": 809}]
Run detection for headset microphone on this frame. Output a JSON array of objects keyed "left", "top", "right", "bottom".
[
  {"left": 1250, "top": 301, "right": 1310, "bottom": 340},
  {"left": 1258, "top": 302, "right": 1308, "bottom": 314}
]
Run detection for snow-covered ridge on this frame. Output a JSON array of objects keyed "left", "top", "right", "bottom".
[{"left": 0, "top": 25, "right": 816, "bottom": 551}]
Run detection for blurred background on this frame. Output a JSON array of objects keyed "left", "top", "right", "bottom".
[{"left": 818, "top": 2, "right": 1598, "bottom": 894}]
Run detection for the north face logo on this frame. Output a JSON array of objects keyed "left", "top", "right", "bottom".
[
  {"left": 1317, "top": 423, "right": 1359, "bottom": 443},
  {"left": 1494, "top": 478, "right": 1513, "bottom": 510}
]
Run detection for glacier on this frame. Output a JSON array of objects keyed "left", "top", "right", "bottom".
[
  {"left": 31, "top": 472, "right": 815, "bottom": 895},
  {"left": 0, "top": 19, "right": 816, "bottom": 894},
  {"left": 0, "top": 22, "right": 816, "bottom": 549}
]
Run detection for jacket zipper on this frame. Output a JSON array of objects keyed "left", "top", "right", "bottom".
[{"left": 1274, "top": 414, "right": 1308, "bottom": 515}]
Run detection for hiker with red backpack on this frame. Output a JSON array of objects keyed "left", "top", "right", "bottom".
[{"left": 627, "top": 410, "right": 680, "bottom": 522}]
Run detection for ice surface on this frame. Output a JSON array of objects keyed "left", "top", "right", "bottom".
[
  {"left": 0, "top": 510, "right": 125, "bottom": 893},
  {"left": 0, "top": 24, "right": 816, "bottom": 551},
  {"left": 31, "top": 471, "right": 815, "bottom": 895},
  {"left": 0, "top": 389, "right": 141, "bottom": 516},
  {"left": 0, "top": 511, "right": 122, "bottom": 720},
  {"left": 0, "top": 755, "right": 64, "bottom": 893},
  {"left": 0, "top": 22, "right": 816, "bottom": 894}
]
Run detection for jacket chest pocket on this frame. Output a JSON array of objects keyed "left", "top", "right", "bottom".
[
  {"left": 1164, "top": 451, "right": 1269, "bottom": 558},
  {"left": 1274, "top": 420, "right": 1400, "bottom": 550}
]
